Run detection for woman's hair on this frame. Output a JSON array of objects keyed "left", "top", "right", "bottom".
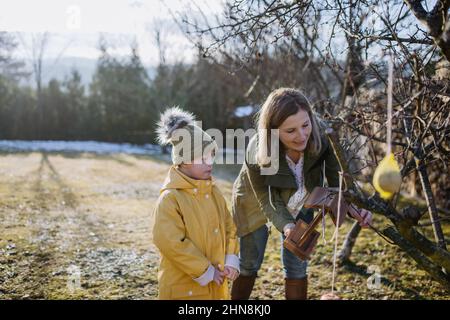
[{"left": 255, "top": 88, "right": 322, "bottom": 166}]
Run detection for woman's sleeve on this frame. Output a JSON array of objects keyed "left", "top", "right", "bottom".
[
  {"left": 323, "top": 139, "right": 341, "bottom": 188},
  {"left": 322, "top": 138, "right": 357, "bottom": 220},
  {"left": 223, "top": 200, "right": 240, "bottom": 271},
  {"left": 224, "top": 202, "right": 239, "bottom": 256},
  {"left": 245, "top": 163, "right": 295, "bottom": 233},
  {"left": 152, "top": 191, "right": 211, "bottom": 280}
]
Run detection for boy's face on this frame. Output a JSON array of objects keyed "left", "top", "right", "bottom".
[{"left": 180, "top": 150, "right": 215, "bottom": 180}]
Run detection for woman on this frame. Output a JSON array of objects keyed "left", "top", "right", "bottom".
[{"left": 231, "top": 88, "right": 372, "bottom": 300}]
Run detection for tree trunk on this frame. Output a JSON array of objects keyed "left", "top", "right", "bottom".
[
  {"left": 338, "top": 221, "right": 362, "bottom": 263},
  {"left": 326, "top": 128, "right": 450, "bottom": 291},
  {"left": 382, "top": 226, "right": 450, "bottom": 291},
  {"left": 416, "top": 157, "right": 447, "bottom": 250},
  {"left": 404, "top": 0, "right": 450, "bottom": 61}
]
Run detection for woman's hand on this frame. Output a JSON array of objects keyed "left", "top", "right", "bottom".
[
  {"left": 223, "top": 266, "right": 239, "bottom": 281},
  {"left": 283, "top": 223, "right": 296, "bottom": 237},
  {"left": 349, "top": 206, "right": 372, "bottom": 227}
]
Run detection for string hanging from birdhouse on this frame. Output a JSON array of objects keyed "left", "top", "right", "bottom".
[
  {"left": 320, "top": 172, "right": 344, "bottom": 300},
  {"left": 330, "top": 171, "right": 344, "bottom": 295},
  {"left": 321, "top": 161, "right": 328, "bottom": 243},
  {"left": 320, "top": 161, "right": 340, "bottom": 245}
]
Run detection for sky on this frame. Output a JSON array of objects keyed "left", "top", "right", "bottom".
[
  {"left": 0, "top": 0, "right": 224, "bottom": 65},
  {"left": 0, "top": 0, "right": 432, "bottom": 71}
]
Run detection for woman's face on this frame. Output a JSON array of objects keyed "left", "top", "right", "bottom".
[{"left": 278, "top": 109, "right": 312, "bottom": 153}]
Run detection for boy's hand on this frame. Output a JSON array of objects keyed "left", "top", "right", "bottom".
[
  {"left": 223, "top": 266, "right": 239, "bottom": 281},
  {"left": 213, "top": 266, "right": 225, "bottom": 285}
]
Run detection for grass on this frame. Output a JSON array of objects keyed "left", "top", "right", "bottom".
[{"left": 0, "top": 151, "right": 448, "bottom": 299}]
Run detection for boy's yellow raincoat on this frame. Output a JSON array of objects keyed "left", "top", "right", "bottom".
[{"left": 153, "top": 166, "right": 239, "bottom": 300}]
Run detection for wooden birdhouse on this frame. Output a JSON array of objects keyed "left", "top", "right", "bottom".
[{"left": 283, "top": 187, "right": 350, "bottom": 260}]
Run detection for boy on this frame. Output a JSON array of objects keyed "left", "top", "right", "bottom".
[{"left": 153, "top": 107, "right": 239, "bottom": 300}]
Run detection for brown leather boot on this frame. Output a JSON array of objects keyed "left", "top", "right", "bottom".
[
  {"left": 231, "top": 274, "right": 257, "bottom": 300},
  {"left": 285, "top": 277, "right": 308, "bottom": 300}
]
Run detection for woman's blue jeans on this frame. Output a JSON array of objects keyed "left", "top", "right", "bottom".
[{"left": 238, "top": 224, "right": 308, "bottom": 279}]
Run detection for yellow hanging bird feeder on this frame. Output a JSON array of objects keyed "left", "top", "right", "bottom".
[
  {"left": 372, "top": 56, "right": 402, "bottom": 200},
  {"left": 373, "top": 153, "right": 401, "bottom": 200}
]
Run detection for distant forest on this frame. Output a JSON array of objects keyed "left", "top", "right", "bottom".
[{"left": 0, "top": 32, "right": 340, "bottom": 144}]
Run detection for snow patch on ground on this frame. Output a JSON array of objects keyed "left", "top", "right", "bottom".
[{"left": 0, "top": 140, "right": 161, "bottom": 155}]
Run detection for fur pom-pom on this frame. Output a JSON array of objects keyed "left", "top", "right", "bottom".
[{"left": 156, "top": 106, "right": 195, "bottom": 145}]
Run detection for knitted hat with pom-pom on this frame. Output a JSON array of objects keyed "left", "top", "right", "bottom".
[{"left": 156, "top": 106, "right": 218, "bottom": 165}]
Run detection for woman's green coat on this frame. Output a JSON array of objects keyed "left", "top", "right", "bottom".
[{"left": 231, "top": 132, "right": 341, "bottom": 237}]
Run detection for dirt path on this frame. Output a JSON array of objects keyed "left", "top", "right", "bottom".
[{"left": 0, "top": 152, "right": 170, "bottom": 299}]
